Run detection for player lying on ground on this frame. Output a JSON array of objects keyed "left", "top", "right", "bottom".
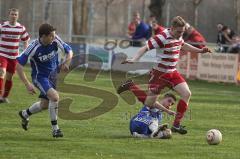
[
  {"left": 119, "top": 16, "right": 211, "bottom": 135},
  {"left": 130, "top": 93, "right": 176, "bottom": 139},
  {"left": 16, "top": 23, "right": 73, "bottom": 138}
]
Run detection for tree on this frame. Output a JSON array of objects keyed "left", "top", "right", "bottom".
[
  {"left": 72, "top": 0, "right": 80, "bottom": 35},
  {"left": 80, "top": 0, "right": 89, "bottom": 35},
  {"left": 44, "top": 0, "right": 52, "bottom": 22},
  {"left": 193, "top": 0, "right": 203, "bottom": 27},
  {"left": 104, "top": 0, "right": 114, "bottom": 40},
  {"left": 148, "top": 0, "right": 166, "bottom": 23},
  {"left": 235, "top": 0, "right": 240, "bottom": 34},
  {"left": 72, "top": 0, "right": 89, "bottom": 35}
]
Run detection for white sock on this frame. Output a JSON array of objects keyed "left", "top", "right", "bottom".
[
  {"left": 149, "top": 119, "right": 159, "bottom": 133},
  {"left": 22, "top": 102, "right": 42, "bottom": 119},
  {"left": 49, "top": 100, "right": 59, "bottom": 130},
  {"left": 132, "top": 132, "right": 149, "bottom": 138}
]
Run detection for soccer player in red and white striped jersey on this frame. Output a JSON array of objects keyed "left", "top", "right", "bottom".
[
  {"left": 0, "top": 8, "right": 30, "bottom": 103},
  {"left": 118, "top": 16, "right": 211, "bottom": 134}
]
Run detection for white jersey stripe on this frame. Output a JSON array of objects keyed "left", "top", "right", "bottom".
[
  {"left": 0, "top": 41, "right": 20, "bottom": 46},
  {"left": 146, "top": 28, "right": 184, "bottom": 73}
]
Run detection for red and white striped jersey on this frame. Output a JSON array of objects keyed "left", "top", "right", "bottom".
[
  {"left": 147, "top": 28, "right": 184, "bottom": 73},
  {"left": 0, "top": 21, "right": 30, "bottom": 59}
]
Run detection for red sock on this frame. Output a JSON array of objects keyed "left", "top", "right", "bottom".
[
  {"left": 3, "top": 80, "right": 12, "bottom": 98},
  {"left": 129, "top": 84, "right": 147, "bottom": 104},
  {"left": 173, "top": 99, "right": 188, "bottom": 127},
  {"left": 0, "top": 78, "right": 3, "bottom": 96}
]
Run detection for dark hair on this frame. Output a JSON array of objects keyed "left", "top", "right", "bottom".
[
  {"left": 39, "top": 23, "right": 56, "bottom": 37},
  {"left": 8, "top": 8, "right": 19, "bottom": 14},
  {"left": 222, "top": 26, "right": 229, "bottom": 31},
  {"left": 164, "top": 93, "right": 177, "bottom": 102}
]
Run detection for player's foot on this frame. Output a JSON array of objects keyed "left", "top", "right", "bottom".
[
  {"left": 151, "top": 123, "right": 169, "bottom": 138},
  {"left": 52, "top": 129, "right": 63, "bottom": 138},
  {"left": 171, "top": 125, "right": 187, "bottom": 135},
  {"left": 117, "top": 79, "right": 133, "bottom": 94},
  {"left": 0, "top": 98, "right": 10, "bottom": 104},
  {"left": 18, "top": 111, "right": 29, "bottom": 131}
]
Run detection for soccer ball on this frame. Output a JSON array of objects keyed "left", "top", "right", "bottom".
[{"left": 206, "top": 129, "right": 222, "bottom": 145}]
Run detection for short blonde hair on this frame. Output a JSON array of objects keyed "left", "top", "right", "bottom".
[{"left": 171, "top": 16, "right": 186, "bottom": 28}]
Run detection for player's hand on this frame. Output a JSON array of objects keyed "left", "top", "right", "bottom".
[
  {"left": 201, "top": 47, "right": 212, "bottom": 53},
  {"left": 25, "top": 83, "right": 36, "bottom": 95},
  {"left": 166, "top": 110, "right": 177, "bottom": 116},
  {"left": 60, "top": 63, "right": 70, "bottom": 72},
  {"left": 121, "top": 59, "right": 135, "bottom": 64}
]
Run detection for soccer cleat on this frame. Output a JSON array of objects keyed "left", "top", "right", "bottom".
[
  {"left": 171, "top": 125, "right": 188, "bottom": 135},
  {"left": 117, "top": 79, "right": 134, "bottom": 94},
  {"left": 18, "top": 111, "right": 29, "bottom": 131},
  {"left": 52, "top": 129, "right": 63, "bottom": 138},
  {"left": 0, "top": 98, "right": 10, "bottom": 104}
]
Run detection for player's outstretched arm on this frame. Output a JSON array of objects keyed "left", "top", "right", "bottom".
[
  {"left": 16, "top": 63, "right": 36, "bottom": 95},
  {"left": 153, "top": 101, "right": 176, "bottom": 116},
  {"left": 182, "top": 43, "right": 212, "bottom": 54},
  {"left": 121, "top": 45, "right": 148, "bottom": 64}
]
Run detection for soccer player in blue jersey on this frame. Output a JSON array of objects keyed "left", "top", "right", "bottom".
[
  {"left": 16, "top": 23, "right": 73, "bottom": 138},
  {"left": 130, "top": 93, "right": 176, "bottom": 139}
]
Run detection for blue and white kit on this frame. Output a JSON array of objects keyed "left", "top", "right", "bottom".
[
  {"left": 130, "top": 106, "right": 163, "bottom": 136},
  {"left": 17, "top": 35, "right": 72, "bottom": 99}
]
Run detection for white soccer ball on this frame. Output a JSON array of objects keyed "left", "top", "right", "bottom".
[{"left": 206, "top": 129, "right": 222, "bottom": 145}]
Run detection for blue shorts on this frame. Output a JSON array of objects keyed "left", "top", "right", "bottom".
[
  {"left": 129, "top": 115, "right": 152, "bottom": 136},
  {"left": 32, "top": 74, "right": 57, "bottom": 100}
]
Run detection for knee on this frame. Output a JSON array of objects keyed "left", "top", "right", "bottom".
[
  {"left": 50, "top": 94, "right": 59, "bottom": 103},
  {"left": 0, "top": 69, "right": 6, "bottom": 78},
  {"left": 182, "top": 90, "right": 191, "bottom": 100},
  {"left": 47, "top": 89, "right": 59, "bottom": 102},
  {"left": 5, "top": 73, "right": 13, "bottom": 81}
]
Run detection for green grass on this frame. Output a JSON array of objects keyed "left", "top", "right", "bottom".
[{"left": 0, "top": 67, "right": 239, "bottom": 159}]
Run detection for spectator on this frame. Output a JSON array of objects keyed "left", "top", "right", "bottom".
[
  {"left": 222, "top": 26, "right": 235, "bottom": 43},
  {"left": 183, "top": 23, "right": 206, "bottom": 49},
  {"left": 152, "top": 20, "right": 165, "bottom": 35},
  {"left": 228, "top": 35, "right": 240, "bottom": 53},
  {"left": 145, "top": 15, "right": 156, "bottom": 38},
  {"left": 216, "top": 23, "right": 224, "bottom": 44},
  {"left": 216, "top": 23, "right": 225, "bottom": 52},
  {"left": 127, "top": 12, "right": 139, "bottom": 37},
  {"left": 129, "top": 12, "right": 150, "bottom": 47},
  {"left": 221, "top": 26, "right": 235, "bottom": 52}
]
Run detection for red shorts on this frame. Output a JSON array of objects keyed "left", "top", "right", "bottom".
[
  {"left": 148, "top": 69, "right": 186, "bottom": 94},
  {"left": 0, "top": 56, "right": 18, "bottom": 74}
]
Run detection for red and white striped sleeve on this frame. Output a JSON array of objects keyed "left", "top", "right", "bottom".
[
  {"left": 146, "top": 34, "right": 166, "bottom": 50},
  {"left": 20, "top": 25, "right": 30, "bottom": 42}
]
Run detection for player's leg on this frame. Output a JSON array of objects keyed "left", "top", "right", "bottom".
[
  {"left": 117, "top": 69, "right": 165, "bottom": 106},
  {"left": 117, "top": 79, "right": 148, "bottom": 104},
  {"left": 144, "top": 69, "right": 170, "bottom": 108},
  {"left": 1, "top": 59, "right": 18, "bottom": 103},
  {"left": 0, "top": 57, "right": 7, "bottom": 102},
  {"left": 172, "top": 82, "right": 191, "bottom": 134},
  {"left": 19, "top": 98, "right": 49, "bottom": 131},
  {"left": 1, "top": 72, "right": 13, "bottom": 103},
  {"left": 47, "top": 88, "right": 63, "bottom": 137}
]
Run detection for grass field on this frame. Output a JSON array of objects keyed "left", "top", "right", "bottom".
[{"left": 0, "top": 67, "right": 239, "bottom": 159}]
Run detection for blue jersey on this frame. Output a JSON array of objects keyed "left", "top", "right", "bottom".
[
  {"left": 17, "top": 35, "right": 72, "bottom": 79},
  {"left": 130, "top": 106, "right": 163, "bottom": 136}
]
